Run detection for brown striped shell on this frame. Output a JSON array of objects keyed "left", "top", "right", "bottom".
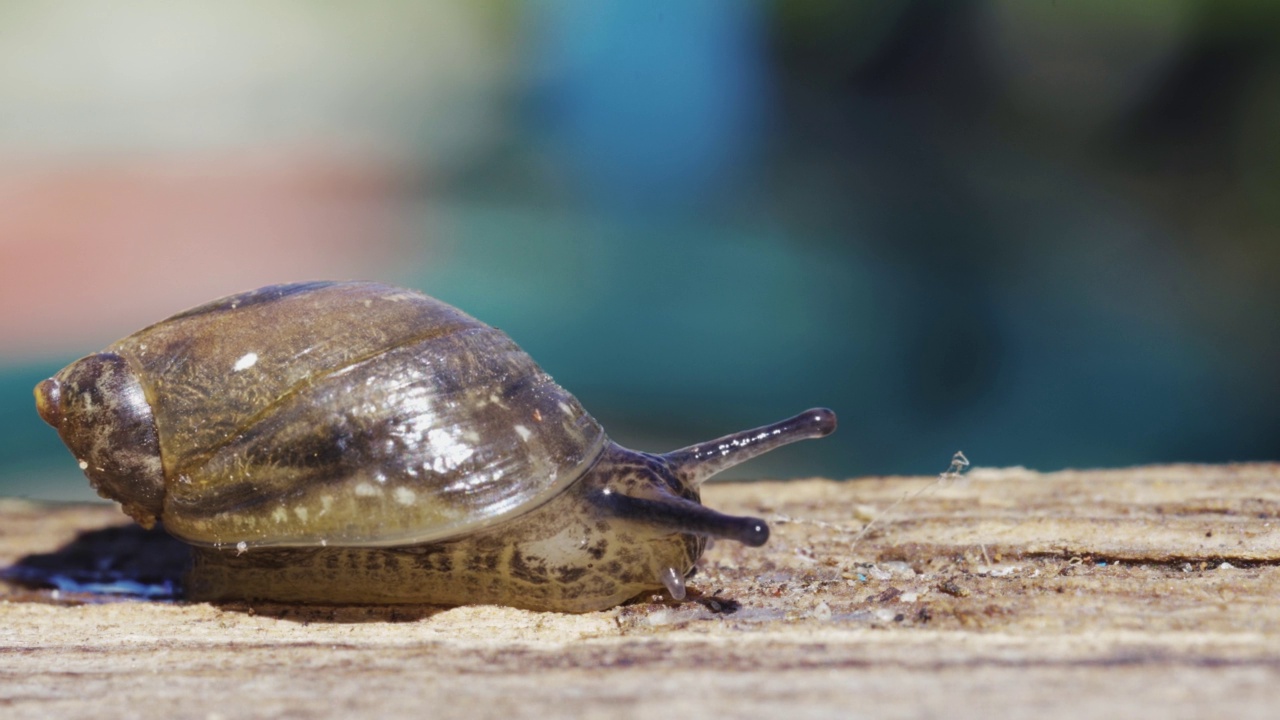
[{"left": 38, "top": 282, "right": 605, "bottom": 549}]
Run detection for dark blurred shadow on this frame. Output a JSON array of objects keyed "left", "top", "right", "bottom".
[{"left": 2, "top": 523, "right": 188, "bottom": 600}]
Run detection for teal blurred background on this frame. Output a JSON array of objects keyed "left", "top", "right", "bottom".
[{"left": 1, "top": 1, "right": 1277, "bottom": 500}]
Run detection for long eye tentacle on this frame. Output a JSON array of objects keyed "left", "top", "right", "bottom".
[{"left": 663, "top": 408, "right": 837, "bottom": 488}]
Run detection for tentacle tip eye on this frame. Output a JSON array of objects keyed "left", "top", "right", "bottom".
[
  {"left": 808, "top": 408, "right": 837, "bottom": 437},
  {"left": 738, "top": 519, "right": 770, "bottom": 547}
]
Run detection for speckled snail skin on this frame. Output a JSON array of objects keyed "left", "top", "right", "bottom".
[{"left": 34, "top": 282, "right": 836, "bottom": 612}]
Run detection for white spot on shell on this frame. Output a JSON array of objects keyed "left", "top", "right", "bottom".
[
  {"left": 293, "top": 506, "right": 309, "bottom": 523},
  {"left": 394, "top": 487, "right": 417, "bottom": 506},
  {"left": 426, "top": 427, "right": 475, "bottom": 473},
  {"left": 320, "top": 539, "right": 328, "bottom": 547},
  {"left": 558, "top": 402, "right": 572, "bottom": 415},
  {"left": 271, "top": 507, "right": 288, "bottom": 523},
  {"left": 354, "top": 482, "right": 380, "bottom": 497},
  {"left": 320, "top": 495, "right": 334, "bottom": 515},
  {"left": 233, "top": 352, "right": 259, "bottom": 372},
  {"left": 514, "top": 425, "right": 532, "bottom": 442},
  {"left": 236, "top": 541, "right": 248, "bottom": 555},
  {"left": 78, "top": 459, "right": 88, "bottom": 470}
]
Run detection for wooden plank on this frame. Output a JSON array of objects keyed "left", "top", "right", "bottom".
[{"left": 2, "top": 464, "right": 1279, "bottom": 718}]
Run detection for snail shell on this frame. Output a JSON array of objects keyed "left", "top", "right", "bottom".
[{"left": 36, "top": 281, "right": 836, "bottom": 612}]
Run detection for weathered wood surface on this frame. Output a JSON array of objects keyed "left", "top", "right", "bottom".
[{"left": 2, "top": 463, "right": 1279, "bottom": 719}]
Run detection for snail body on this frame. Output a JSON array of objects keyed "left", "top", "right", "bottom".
[{"left": 35, "top": 282, "right": 836, "bottom": 612}]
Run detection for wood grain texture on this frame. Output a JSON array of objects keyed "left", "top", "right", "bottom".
[{"left": 2, "top": 463, "right": 1279, "bottom": 719}]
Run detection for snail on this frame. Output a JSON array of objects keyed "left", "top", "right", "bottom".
[{"left": 34, "top": 281, "right": 836, "bottom": 612}]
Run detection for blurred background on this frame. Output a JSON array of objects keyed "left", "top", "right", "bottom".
[{"left": 1, "top": 0, "right": 1277, "bottom": 500}]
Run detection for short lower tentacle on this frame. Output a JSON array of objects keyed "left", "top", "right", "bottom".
[{"left": 657, "top": 566, "right": 686, "bottom": 600}]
